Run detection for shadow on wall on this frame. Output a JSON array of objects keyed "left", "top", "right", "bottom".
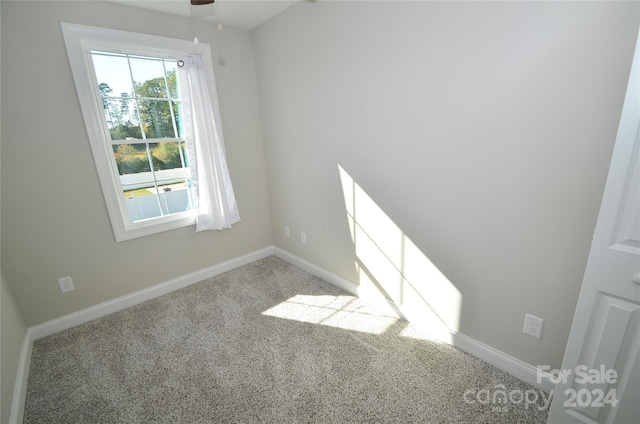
[{"left": 337, "top": 164, "right": 463, "bottom": 343}]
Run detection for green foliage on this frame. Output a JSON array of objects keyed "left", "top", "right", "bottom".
[
  {"left": 109, "top": 122, "right": 142, "bottom": 141},
  {"left": 152, "top": 142, "right": 182, "bottom": 169},
  {"left": 115, "top": 144, "right": 147, "bottom": 174},
  {"left": 114, "top": 142, "right": 183, "bottom": 174},
  {"left": 135, "top": 70, "right": 178, "bottom": 139},
  {"left": 116, "top": 156, "right": 150, "bottom": 175},
  {"left": 100, "top": 70, "right": 179, "bottom": 140},
  {"left": 101, "top": 66, "right": 184, "bottom": 174},
  {"left": 115, "top": 144, "right": 137, "bottom": 156}
]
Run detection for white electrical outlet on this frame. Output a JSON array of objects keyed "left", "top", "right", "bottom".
[
  {"left": 300, "top": 232, "right": 307, "bottom": 245},
  {"left": 58, "top": 276, "right": 75, "bottom": 293},
  {"left": 523, "top": 313, "right": 543, "bottom": 339},
  {"left": 284, "top": 226, "right": 290, "bottom": 238}
]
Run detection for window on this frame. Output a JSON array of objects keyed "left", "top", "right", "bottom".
[
  {"left": 94, "top": 51, "right": 192, "bottom": 223},
  {"left": 61, "top": 23, "right": 239, "bottom": 241}
]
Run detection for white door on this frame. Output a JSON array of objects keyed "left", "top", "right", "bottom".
[{"left": 547, "top": 32, "right": 640, "bottom": 423}]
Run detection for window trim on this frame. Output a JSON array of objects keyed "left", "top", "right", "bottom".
[{"left": 61, "top": 22, "right": 220, "bottom": 241}]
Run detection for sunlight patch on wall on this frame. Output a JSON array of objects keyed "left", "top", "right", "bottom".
[
  {"left": 262, "top": 294, "right": 398, "bottom": 335},
  {"left": 339, "top": 165, "right": 462, "bottom": 342}
]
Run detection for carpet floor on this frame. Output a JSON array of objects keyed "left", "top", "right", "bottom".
[{"left": 24, "top": 256, "right": 550, "bottom": 423}]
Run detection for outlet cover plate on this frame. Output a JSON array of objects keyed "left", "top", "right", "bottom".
[
  {"left": 523, "top": 313, "right": 543, "bottom": 339},
  {"left": 58, "top": 276, "right": 75, "bottom": 293}
]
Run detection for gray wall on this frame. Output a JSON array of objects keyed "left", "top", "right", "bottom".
[
  {"left": 0, "top": 0, "right": 272, "bottom": 326},
  {"left": 1, "top": 272, "right": 27, "bottom": 424},
  {"left": 252, "top": 1, "right": 639, "bottom": 369}
]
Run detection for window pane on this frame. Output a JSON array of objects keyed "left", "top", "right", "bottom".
[
  {"left": 114, "top": 142, "right": 161, "bottom": 222},
  {"left": 126, "top": 191, "right": 162, "bottom": 222},
  {"left": 139, "top": 99, "right": 175, "bottom": 138},
  {"left": 92, "top": 53, "right": 135, "bottom": 98},
  {"left": 159, "top": 182, "right": 193, "bottom": 216},
  {"left": 131, "top": 57, "right": 168, "bottom": 99},
  {"left": 124, "top": 180, "right": 193, "bottom": 222},
  {"left": 152, "top": 142, "right": 184, "bottom": 170},
  {"left": 164, "top": 61, "right": 180, "bottom": 99},
  {"left": 172, "top": 101, "right": 184, "bottom": 138},
  {"left": 113, "top": 143, "right": 193, "bottom": 223},
  {"left": 149, "top": 142, "right": 193, "bottom": 216},
  {"left": 107, "top": 98, "right": 142, "bottom": 140},
  {"left": 179, "top": 141, "right": 193, "bottom": 176},
  {"left": 113, "top": 144, "right": 151, "bottom": 176}
]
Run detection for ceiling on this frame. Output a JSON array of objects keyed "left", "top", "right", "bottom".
[{"left": 107, "top": 0, "right": 299, "bottom": 31}]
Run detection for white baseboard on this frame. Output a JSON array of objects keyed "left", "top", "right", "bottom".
[
  {"left": 29, "top": 246, "right": 274, "bottom": 340},
  {"left": 12, "top": 245, "right": 554, "bottom": 422},
  {"left": 274, "top": 247, "right": 555, "bottom": 393},
  {"left": 11, "top": 246, "right": 275, "bottom": 423},
  {"left": 273, "top": 247, "right": 405, "bottom": 319},
  {"left": 9, "top": 332, "right": 32, "bottom": 424},
  {"left": 450, "top": 331, "right": 555, "bottom": 393},
  {"left": 274, "top": 247, "right": 359, "bottom": 295}
]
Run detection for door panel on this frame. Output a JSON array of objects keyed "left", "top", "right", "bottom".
[
  {"left": 563, "top": 293, "right": 640, "bottom": 422},
  {"left": 611, "top": 140, "right": 640, "bottom": 254}
]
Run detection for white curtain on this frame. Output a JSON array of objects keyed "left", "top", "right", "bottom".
[{"left": 178, "top": 56, "right": 240, "bottom": 231}]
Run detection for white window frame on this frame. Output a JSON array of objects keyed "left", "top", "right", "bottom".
[{"left": 61, "top": 22, "right": 222, "bottom": 241}]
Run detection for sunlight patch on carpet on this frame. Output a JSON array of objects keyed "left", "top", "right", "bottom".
[{"left": 262, "top": 294, "right": 398, "bottom": 334}]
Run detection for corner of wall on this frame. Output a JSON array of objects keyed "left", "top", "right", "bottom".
[{"left": 1, "top": 271, "right": 30, "bottom": 424}]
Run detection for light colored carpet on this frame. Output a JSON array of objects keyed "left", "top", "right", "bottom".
[{"left": 24, "top": 256, "right": 550, "bottom": 423}]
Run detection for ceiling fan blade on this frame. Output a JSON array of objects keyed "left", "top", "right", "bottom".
[{"left": 191, "top": 0, "right": 214, "bottom": 5}]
